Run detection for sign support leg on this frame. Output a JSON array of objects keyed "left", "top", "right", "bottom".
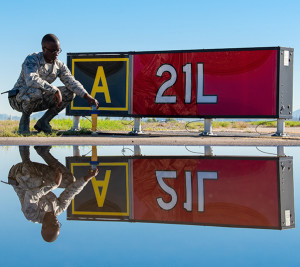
[
  {"left": 204, "top": 145, "right": 213, "bottom": 156},
  {"left": 73, "top": 145, "right": 80, "bottom": 156},
  {"left": 72, "top": 116, "right": 80, "bottom": 131},
  {"left": 277, "top": 146, "right": 285, "bottom": 157},
  {"left": 134, "top": 145, "right": 142, "bottom": 156},
  {"left": 273, "top": 119, "right": 287, "bottom": 136},
  {"left": 130, "top": 117, "right": 143, "bottom": 135},
  {"left": 200, "top": 119, "right": 214, "bottom": 136}
]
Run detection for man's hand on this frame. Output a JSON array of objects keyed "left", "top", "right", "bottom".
[
  {"left": 54, "top": 90, "right": 62, "bottom": 108},
  {"left": 84, "top": 93, "right": 99, "bottom": 108},
  {"left": 84, "top": 167, "right": 99, "bottom": 182}
]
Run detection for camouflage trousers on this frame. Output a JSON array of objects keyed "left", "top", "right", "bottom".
[
  {"left": 9, "top": 86, "right": 75, "bottom": 115},
  {"left": 8, "top": 146, "right": 75, "bottom": 189}
]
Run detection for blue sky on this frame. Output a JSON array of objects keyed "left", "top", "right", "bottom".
[{"left": 0, "top": 0, "right": 299, "bottom": 116}]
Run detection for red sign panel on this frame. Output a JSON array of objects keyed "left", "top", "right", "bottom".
[
  {"left": 133, "top": 158, "right": 279, "bottom": 228},
  {"left": 133, "top": 49, "right": 278, "bottom": 117}
]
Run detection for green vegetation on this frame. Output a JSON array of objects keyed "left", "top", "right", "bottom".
[
  {"left": 212, "top": 121, "right": 230, "bottom": 128},
  {"left": 185, "top": 121, "right": 204, "bottom": 130},
  {"left": 232, "top": 121, "right": 248, "bottom": 129},
  {"left": 165, "top": 118, "right": 177, "bottom": 123},
  {"left": 286, "top": 121, "right": 300, "bottom": 127},
  {"left": 146, "top": 118, "right": 158, "bottom": 122},
  {"left": 250, "top": 120, "right": 300, "bottom": 127},
  {"left": 249, "top": 120, "right": 277, "bottom": 127},
  {"left": 0, "top": 118, "right": 299, "bottom": 137}
]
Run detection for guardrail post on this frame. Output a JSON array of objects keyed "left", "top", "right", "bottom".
[
  {"left": 200, "top": 119, "right": 214, "bottom": 136},
  {"left": 130, "top": 117, "right": 143, "bottom": 135},
  {"left": 274, "top": 119, "right": 287, "bottom": 136},
  {"left": 72, "top": 116, "right": 80, "bottom": 131}
]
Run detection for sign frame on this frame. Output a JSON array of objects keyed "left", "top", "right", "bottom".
[
  {"left": 66, "top": 47, "right": 293, "bottom": 119},
  {"left": 66, "top": 53, "right": 130, "bottom": 117},
  {"left": 66, "top": 155, "right": 294, "bottom": 230},
  {"left": 66, "top": 156, "right": 131, "bottom": 220}
]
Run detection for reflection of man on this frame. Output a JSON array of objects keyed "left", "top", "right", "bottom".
[
  {"left": 8, "top": 33, "right": 99, "bottom": 134},
  {"left": 8, "top": 146, "right": 98, "bottom": 242}
]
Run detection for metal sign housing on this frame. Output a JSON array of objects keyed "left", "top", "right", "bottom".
[
  {"left": 66, "top": 155, "right": 294, "bottom": 230},
  {"left": 66, "top": 47, "right": 293, "bottom": 119}
]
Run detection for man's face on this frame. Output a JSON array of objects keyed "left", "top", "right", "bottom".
[{"left": 42, "top": 41, "right": 61, "bottom": 63}]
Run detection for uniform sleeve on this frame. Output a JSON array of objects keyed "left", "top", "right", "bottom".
[
  {"left": 23, "top": 55, "right": 58, "bottom": 94},
  {"left": 58, "top": 63, "right": 88, "bottom": 98},
  {"left": 22, "top": 181, "right": 58, "bottom": 223},
  {"left": 55, "top": 177, "right": 88, "bottom": 215}
]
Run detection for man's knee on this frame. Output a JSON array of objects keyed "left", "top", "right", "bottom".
[
  {"left": 11, "top": 87, "right": 44, "bottom": 114},
  {"left": 58, "top": 86, "right": 75, "bottom": 102},
  {"left": 9, "top": 96, "right": 22, "bottom": 112}
]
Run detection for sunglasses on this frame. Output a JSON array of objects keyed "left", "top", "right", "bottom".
[{"left": 44, "top": 47, "right": 62, "bottom": 54}]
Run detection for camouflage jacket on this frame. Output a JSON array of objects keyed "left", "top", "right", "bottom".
[
  {"left": 13, "top": 174, "right": 88, "bottom": 224},
  {"left": 12, "top": 52, "right": 87, "bottom": 98}
]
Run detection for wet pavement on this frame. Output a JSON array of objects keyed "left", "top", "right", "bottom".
[
  {"left": 1, "top": 132, "right": 300, "bottom": 146},
  {"left": 0, "top": 145, "right": 299, "bottom": 266}
]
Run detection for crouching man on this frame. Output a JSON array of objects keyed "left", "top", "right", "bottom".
[
  {"left": 9, "top": 33, "right": 98, "bottom": 134},
  {"left": 8, "top": 146, "right": 99, "bottom": 242}
]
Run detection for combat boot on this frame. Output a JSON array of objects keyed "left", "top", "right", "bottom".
[
  {"left": 18, "top": 112, "right": 30, "bottom": 134},
  {"left": 34, "top": 109, "right": 58, "bottom": 133}
]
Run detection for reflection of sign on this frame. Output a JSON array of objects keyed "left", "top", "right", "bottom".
[
  {"left": 68, "top": 159, "right": 129, "bottom": 219},
  {"left": 66, "top": 56, "right": 129, "bottom": 116},
  {"left": 155, "top": 170, "right": 218, "bottom": 212},
  {"left": 133, "top": 157, "right": 294, "bottom": 229},
  {"left": 67, "top": 155, "right": 294, "bottom": 229}
]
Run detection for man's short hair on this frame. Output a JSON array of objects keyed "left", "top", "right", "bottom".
[{"left": 41, "top": 34, "right": 59, "bottom": 47}]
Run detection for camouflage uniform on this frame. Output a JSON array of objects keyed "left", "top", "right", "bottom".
[
  {"left": 9, "top": 52, "right": 87, "bottom": 115},
  {"left": 9, "top": 146, "right": 88, "bottom": 224},
  {"left": 12, "top": 172, "right": 88, "bottom": 224}
]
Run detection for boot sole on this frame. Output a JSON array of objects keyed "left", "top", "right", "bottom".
[
  {"left": 34, "top": 124, "right": 42, "bottom": 132},
  {"left": 18, "top": 131, "right": 30, "bottom": 135},
  {"left": 34, "top": 123, "right": 52, "bottom": 133}
]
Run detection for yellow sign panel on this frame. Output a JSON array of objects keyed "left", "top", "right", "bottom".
[{"left": 71, "top": 58, "right": 129, "bottom": 111}]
